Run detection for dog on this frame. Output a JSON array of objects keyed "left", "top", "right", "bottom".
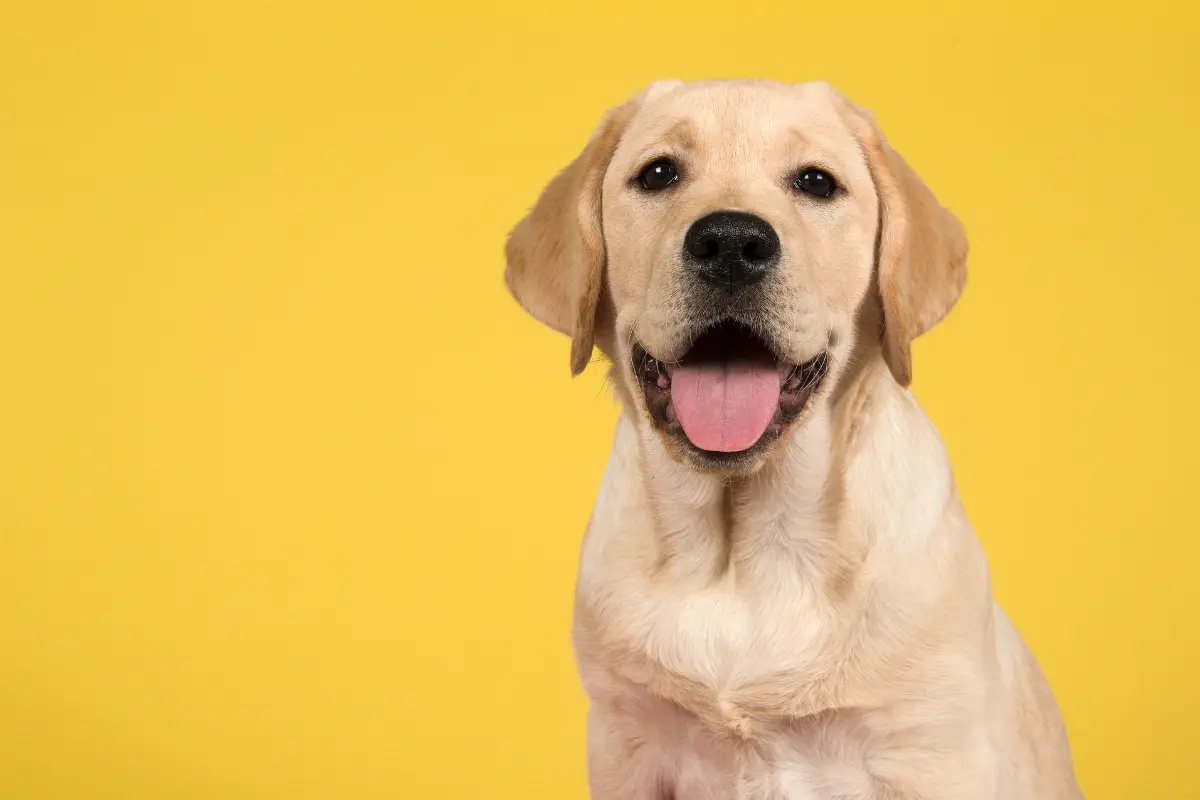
[{"left": 505, "top": 79, "right": 1083, "bottom": 799}]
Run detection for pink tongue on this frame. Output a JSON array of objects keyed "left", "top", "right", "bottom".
[{"left": 671, "top": 360, "right": 781, "bottom": 452}]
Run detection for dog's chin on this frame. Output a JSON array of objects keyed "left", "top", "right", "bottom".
[{"left": 631, "top": 321, "right": 829, "bottom": 475}]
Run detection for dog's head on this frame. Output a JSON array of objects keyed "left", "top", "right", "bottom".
[{"left": 506, "top": 80, "right": 966, "bottom": 473}]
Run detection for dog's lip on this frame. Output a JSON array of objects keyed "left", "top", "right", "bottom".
[
  {"left": 630, "top": 336, "right": 827, "bottom": 386},
  {"left": 632, "top": 343, "right": 828, "bottom": 391}
]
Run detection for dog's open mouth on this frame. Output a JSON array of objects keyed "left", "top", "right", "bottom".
[{"left": 633, "top": 322, "right": 828, "bottom": 456}]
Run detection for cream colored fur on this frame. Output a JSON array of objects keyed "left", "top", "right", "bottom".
[{"left": 506, "top": 79, "right": 1082, "bottom": 799}]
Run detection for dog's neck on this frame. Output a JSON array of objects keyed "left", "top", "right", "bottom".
[{"left": 621, "top": 355, "right": 887, "bottom": 589}]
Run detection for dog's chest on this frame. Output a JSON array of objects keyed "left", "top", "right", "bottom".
[
  {"left": 615, "top": 683, "right": 876, "bottom": 800},
  {"left": 577, "top": 573, "right": 880, "bottom": 799},
  {"left": 578, "top": 554, "right": 844, "bottom": 729}
]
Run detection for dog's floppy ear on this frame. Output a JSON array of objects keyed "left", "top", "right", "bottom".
[
  {"left": 841, "top": 102, "right": 968, "bottom": 387},
  {"left": 504, "top": 99, "right": 641, "bottom": 376}
]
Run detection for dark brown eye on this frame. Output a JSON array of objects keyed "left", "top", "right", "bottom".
[
  {"left": 638, "top": 158, "right": 679, "bottom": 190},
  {"left": 794, "top": 169, "right": 838, "bottom": 199}
]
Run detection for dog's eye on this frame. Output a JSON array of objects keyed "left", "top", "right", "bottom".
[
  {"left": 793, "top": 169, "right": 838, "bottom": 199},
  {"left": 638, "top": 158, "right": 679, "bottom": 191}
]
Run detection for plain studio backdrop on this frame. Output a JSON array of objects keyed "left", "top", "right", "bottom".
[{"left": 1, "top": 1, "right": 1197, "bottom": 798}]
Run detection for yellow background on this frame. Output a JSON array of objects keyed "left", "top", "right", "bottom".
[{"left": 2, "top": 1, "right": 1197, "bottom": 797}]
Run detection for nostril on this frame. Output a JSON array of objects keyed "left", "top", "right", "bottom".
[
  {"left": 687, "top": 233, "right": 721, "bottom": 260},
  {"left": 749, "top": 234, "right": 779, "bottom": 262}
]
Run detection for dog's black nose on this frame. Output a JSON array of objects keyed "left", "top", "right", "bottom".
[{"left": 683, "top": 211, "right": 780, "bottom": 290}]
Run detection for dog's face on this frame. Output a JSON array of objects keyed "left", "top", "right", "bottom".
[
  {"left": 507, "top": 80, "right": 967, "bottom": 474},
  {"left": 601, "top": 82, "right": 878, "bottom": 469}
]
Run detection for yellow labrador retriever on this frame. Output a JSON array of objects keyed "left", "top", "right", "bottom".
[{"left": 505, "top": 79, "right": 1083, "bottom": 800}]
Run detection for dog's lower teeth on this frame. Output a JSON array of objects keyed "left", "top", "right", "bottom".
[
  {"left": 639, "top": 354, "right": 671, "bottom": 389},
  {"left": 639, "top": 357, "right": 657, "bottom": 382}
]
